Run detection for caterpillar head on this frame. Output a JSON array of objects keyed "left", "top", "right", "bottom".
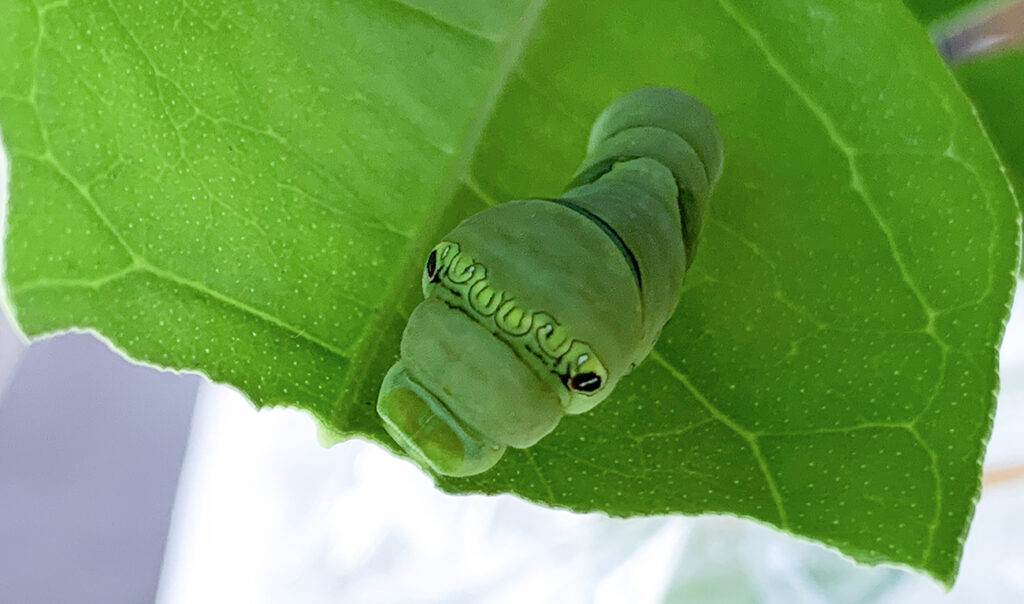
[{"left": 377, "top": 240, "right": 610, "bottom": 477}]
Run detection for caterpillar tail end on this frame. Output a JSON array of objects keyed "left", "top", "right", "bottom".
[
  {"left": 572, "top": 87, "right": 724, "bottom": 268},
  {"left": 587, "top": 86, "right": 724, "bottom": 186},
  {"left": 376, "top": 363, "right": 506, "bottom": 477}
]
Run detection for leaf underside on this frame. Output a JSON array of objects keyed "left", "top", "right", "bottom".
[
  {"left": 954, "top": 50, "right": 1024, "bottom": 201},
  {"left": 0, "top": 0, "right": 1018, "bottom": 586},
  {"left": 900, "top": 0, "right": 983, "bottom": 27}
]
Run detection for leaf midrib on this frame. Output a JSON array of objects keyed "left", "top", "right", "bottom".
[{"left": 336, "top": 0, "right": 550, "bottom": 409}]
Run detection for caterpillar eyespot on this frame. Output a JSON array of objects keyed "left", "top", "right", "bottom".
[
  {"left": 378, "top": 86, "right": 724, "bottom": 477},
  {"left": 425, "top": 250, "right": 440, "bottom": 282},
  {"left": 570, "top": 372, "right": 602, "bottom": 393}
]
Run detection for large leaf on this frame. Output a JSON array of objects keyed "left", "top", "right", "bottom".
[
  {"left": 901, "top": 0, "right": 980, "bottom": 26},
  {"left": 0, "top": 0, "right": 1018, "bottom": 585},
  {"left": 954, "top": 50, "right": 1024, "bottom": 195}
]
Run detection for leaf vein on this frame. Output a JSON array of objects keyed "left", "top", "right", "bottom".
[
  {"left": 9, "top": 260, "right": 354, "bottom": 360},
  {"left": 714, "top": 0, "right": 937, "bottom": 328},
  {"left": 650, "top": 350, "right": 788, "bottom": 527},
  {"left": 382, "top": 0, "right": 501, "bottom": 43},
  {"left": 522, "top": 449, "right": 556, "bottom": 500},
  {"left": 336, "top": 0, "right": 549, "bottom": 409}
]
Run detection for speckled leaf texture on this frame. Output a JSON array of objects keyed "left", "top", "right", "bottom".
[
  {"left": 902, "top": 1, "right": 1024, "bottom": 264},
  {"left": 0, "top": 0, "right": 1019, "bottom": 586},
  {"left": 954, "top": 50, "right": 1024, "bottom": 201}
]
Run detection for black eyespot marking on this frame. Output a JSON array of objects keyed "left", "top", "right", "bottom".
[
  {"left": 425, "top": 250, "right": 439, "bottom": 282},
  {"left": 570, "top": 372, "right": 602, "bottom": 392}
]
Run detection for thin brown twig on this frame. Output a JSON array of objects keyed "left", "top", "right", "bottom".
[
  {"left": 939, "top": 0, "right": 1024, "bottom": 63},
  {"left": 983, "top": 462, "right": 1024, "bottom": 486}
]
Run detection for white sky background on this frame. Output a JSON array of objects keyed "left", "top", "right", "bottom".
[{"left": 156, "top": 294, "right": 1024, "bottom": 604}]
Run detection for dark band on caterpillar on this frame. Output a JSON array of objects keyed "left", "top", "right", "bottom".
[
  {"left": 573, "top": 101, "right": 717, "bottom": 268},
  {"left": 568, "top": 154, "right": 702, "bottom": 255},
  {"left": 541, "top": 197, "right": 642, "bottom": 290}
]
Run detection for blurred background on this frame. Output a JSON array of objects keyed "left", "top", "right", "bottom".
[{"left": 1, "top": 2, "right": 1023, "bottom": 603}]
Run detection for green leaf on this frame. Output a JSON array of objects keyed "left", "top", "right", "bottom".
[
  {"left": 901, "top": 0, "right": 980, "bottom": 26},
  {"left": 954, "top": 50, "right": 1024, "bottom": 198},
  {"left": 953, "top": 50, "right": 1024, "bottom": 272},
  {"left": 0, "top": 0, "right": 1018, "bottom": 586}
]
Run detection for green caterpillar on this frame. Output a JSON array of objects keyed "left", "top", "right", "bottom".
[{"left": 377, "top": 87, "right": 724, "bottom": 477}]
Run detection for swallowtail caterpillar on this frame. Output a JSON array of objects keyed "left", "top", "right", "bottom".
[{"left": 377, "top": 87, "right": 724, "bottom": 477}]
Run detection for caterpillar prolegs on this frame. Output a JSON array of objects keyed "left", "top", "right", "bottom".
[{"left": 377, "top": 87, "right": 724, "bottom": 477}]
